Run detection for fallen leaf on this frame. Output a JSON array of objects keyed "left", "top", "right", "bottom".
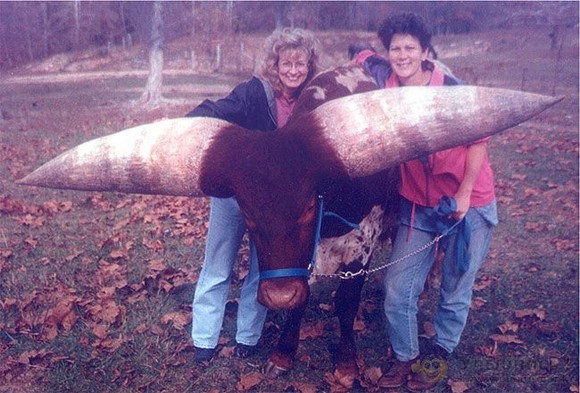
[
  {"left": 24, "top": 237, "right": 38, "bottom": 248},
  {"left": 90, "top": 324, "right": 108, "bottom": 339},
  {"left": 448, "top": 379, "right": 470, "bottom": 393},
  {"left": 16, "top": 349, "right": 50, "bottom": 365},
  {"left": 300, "top": 320, "right": 325, "bottom": 340},
  {"left": 59, "top": 201, "right": 73, "bottom": 212},
  {"left": 515, "top": 307, "right": 546, "bottom": 321},
  {"left": 473, "top": 275, "right": 497, "bottom": 291},
  {"left": 552, "top": 238, "right": 576, "bottom": 251},
  {"left": 353, "top": 318, "right": 366, "bottom": 331},
  {"left": 422, "top": 321, "right": 436, "bottom": 338},
  {"left": 478, "top": 342, "right": 498, "bottom": 357},
  {"left": 149, "top": 259, "right": 166, "bottom": 271},
  {"left": 285, "top": 382, "right": 318, "bottom": 393},
  {"left": 110, "top": 249, "right": 128, "bottom": 259},
  {"left": 364, "top": 366, "right": 383, "bottom": 385},
  {"left": 65, "top": 250, "right": 83, "bottom": 262},
  {"left": 160, "top": 311, "right": 192, "bottom": 330},
  {"left": 511, "top": 173, "right": 527, "bottom": 181},
  {"left": 490, "top": 334, "right": 524, "bottom": 344},
  {"left": 470, "top": 296, "right": 487, "bottom": 310},
  {"left": 218, "top": 345, "right": 235, "bottom": 358},
  {"left": 524, "top": 222, "right": 543, "bottom": 232},
  {"left": 323, "top": 371, "right": 350, "bottom": 393},
  {"left": 236, "top": 371, "right": 263, "bottom": 391},
  {"left": 498, "top": 320, "right": 519, "bottom": 334}
]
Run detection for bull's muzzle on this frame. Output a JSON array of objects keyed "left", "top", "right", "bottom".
[{"left": 258, "top": 278, "right": 310, "bottom": 310}]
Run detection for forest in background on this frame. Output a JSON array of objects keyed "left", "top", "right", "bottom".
[{"left": 0, "top": 1, "right": 577, "bottom": 71}]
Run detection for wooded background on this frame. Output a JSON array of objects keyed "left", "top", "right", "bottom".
[{"left": 1, "top": 1, "right": 577, "bottom": 70}]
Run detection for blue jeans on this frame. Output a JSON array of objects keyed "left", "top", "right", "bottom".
[
  {"left": 191, "top": 197, "right": 268, "bottom": 349},
  {"left": 383, "top": 204, "right": 495, "bottom": 361}
]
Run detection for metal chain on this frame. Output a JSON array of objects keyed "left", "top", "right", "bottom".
[{"left": 311, "top": 233, "right": 445, "bottom": 280}]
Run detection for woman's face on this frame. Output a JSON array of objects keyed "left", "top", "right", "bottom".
[
  {"left": 278, "top": 47, "right": 310, "bottom": 97},
  {"left": 388, "top": 33, "right": 429, "bottom": 86}
]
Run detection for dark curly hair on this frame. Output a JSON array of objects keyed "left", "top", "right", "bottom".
[{"left": 378, "top": 12, "right": 432, "bottom": 52}]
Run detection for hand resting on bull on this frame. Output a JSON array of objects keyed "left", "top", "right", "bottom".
[{"left": 17, "top": 64, "right": 562, "bottom": 388}]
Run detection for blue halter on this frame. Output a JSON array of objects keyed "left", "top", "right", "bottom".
[{"left": 259, "top": 195, "right": 360, "bottom": 280}]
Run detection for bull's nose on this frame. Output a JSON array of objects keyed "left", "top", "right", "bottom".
[{"left": 258, "top": 279, "right": 309, "bottom": 310}]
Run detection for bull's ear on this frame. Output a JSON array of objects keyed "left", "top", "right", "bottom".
[
  {"left": 16, "top": 117, "right": 243, "bottom": 197},
  {"left": 309, "top": 86, "right": 563, "bottom": 178}
]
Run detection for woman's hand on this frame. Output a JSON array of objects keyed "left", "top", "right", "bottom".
[{"left": 453, "top": 190, "right": 471, "bottom": 221}]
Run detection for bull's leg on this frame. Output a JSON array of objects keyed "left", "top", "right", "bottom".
[
  {"left": 263, "top": 305, "right": 306, "bottom": 378},
  {"left": 333, "top": 266, "right": 366, "bottom": 388}
]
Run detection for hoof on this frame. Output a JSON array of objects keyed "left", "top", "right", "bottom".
[{"left": 263, "top": 359, "right": 290, "bottom": 379}]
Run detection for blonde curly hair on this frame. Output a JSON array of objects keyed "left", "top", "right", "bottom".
[{"left": 259, "top": 28, "right": 321, "bottom": 96}]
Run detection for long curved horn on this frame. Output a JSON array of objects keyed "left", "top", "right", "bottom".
[
  {"left": 17, "top": 117, "right": 236, "bottom": 196},
  {"left": 311, "top": 86, "right": 563, "bottom": 178}
]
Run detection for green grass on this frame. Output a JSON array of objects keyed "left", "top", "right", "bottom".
[{"left": 1, "top": 26, "right": 578, "bottom": 392}]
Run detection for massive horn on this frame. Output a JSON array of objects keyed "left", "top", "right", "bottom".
[
  {"left": 17, "top": 117, "right": 236, "bottom": 196},
  {"left": 17, "top": 86, "right": 562, "bottom": 196},
  {"left": 311, "top": 86, "right": 563, "bottom": 178}
]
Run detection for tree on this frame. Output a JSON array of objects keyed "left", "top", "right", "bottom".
[{"left": 139, "top": 1, "right": 164, "bottom": 108}]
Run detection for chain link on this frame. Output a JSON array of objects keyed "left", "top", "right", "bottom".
[{"left": 311, "top": 233, "right": 444, "bottom": 280}]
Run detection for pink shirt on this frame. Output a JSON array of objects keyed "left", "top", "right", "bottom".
[
  {"left": 393, "top": 66, "right": 495, "bottom": 207},
  {"left": 354, "top": 50, "right": 495, "bottom": 207},
  {"left": 276, "top": 95, "right": 297, "bottom": 128}
]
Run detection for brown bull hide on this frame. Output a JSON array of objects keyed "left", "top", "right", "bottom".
[{"left": 17, "top": 87, "right": 562, "bottom": 194}]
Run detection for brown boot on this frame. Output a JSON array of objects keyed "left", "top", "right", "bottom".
[
  {"left": 406, "top": 346, "right": 449, "bottom": 392},
  {"left": 377, "top": 358, "right": 415, "bottom": 388}
]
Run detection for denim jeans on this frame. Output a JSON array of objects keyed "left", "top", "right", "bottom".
[
  {"left": 191, "top": 197, "right": 268, "bottom": 349},
  {"left": 383, "top": 204, "right": 495, "bottom": 361}
]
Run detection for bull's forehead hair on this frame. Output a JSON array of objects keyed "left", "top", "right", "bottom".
[{"left": 232, "top": 132, "right": 318, "bottom": 217}]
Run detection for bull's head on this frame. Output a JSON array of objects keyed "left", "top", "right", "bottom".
[{"left": 17, "top": 68, "right": 562, "bottom": 310}]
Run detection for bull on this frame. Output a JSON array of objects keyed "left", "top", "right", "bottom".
[{"left": 17, "top": 64, "right": 561, "bottom": 387}]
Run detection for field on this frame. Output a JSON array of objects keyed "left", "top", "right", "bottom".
[{"left": 0, "top": 27, "right": 578, "bottom": 392}]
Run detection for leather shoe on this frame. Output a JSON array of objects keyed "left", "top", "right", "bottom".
[
  {"left": 377, "top": 358, "right": 415, "bottom": 388},
  {"left": 194, "top": 346, "right": 215, "bottom": 363},
  {"left": 234, "top": 343, "right": 257, "bottom": 358},
  {"left": 407, "top": 345, "right": 449, "bottom": 392}
]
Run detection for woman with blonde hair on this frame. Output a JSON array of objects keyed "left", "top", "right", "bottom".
[{"left": 186, "top": 28, "right": 321, "bottom": 363}]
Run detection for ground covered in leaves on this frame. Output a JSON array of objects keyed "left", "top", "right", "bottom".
[{"left": 0, "top": 28, "right": 578, "bottom": 392}]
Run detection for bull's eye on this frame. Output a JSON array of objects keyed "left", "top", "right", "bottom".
[{"left": 297, "top": 197, "right": 317, "bottom": 225}]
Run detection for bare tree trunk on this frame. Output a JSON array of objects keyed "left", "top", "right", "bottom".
[
  {"left": 41, "top": 2, "right": 49, "bottom": 58},
  {"left": 274, "top": 2, "right": 286, "bottom": 30},
  {"left": 119, "top": 1, "right": 128, "bottom": 50},
  {"left": 139, "top": 1, "right": 164, "bottom": 108},
  {"left": 73, "top": 0, "right": 81, "bottom": 49}
]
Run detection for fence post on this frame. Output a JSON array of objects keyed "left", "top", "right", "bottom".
[{"left": 216, "top": 44, "right": 221, "bottom": 71}]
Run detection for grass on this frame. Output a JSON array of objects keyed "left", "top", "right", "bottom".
[{"left": 1, "top": 27, "right": 578, "bottom": 392}]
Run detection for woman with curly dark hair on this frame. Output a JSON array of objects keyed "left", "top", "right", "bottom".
[{"left": 356, "top": 12, "right": 497, "bottom": 391}]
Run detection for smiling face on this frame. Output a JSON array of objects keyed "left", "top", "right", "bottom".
[
  {"left": 388, "top": 33, "right": 430, "bottom": 86},
  {"left": 278, "top": 47, "right": 310, "bottom": 98}
]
